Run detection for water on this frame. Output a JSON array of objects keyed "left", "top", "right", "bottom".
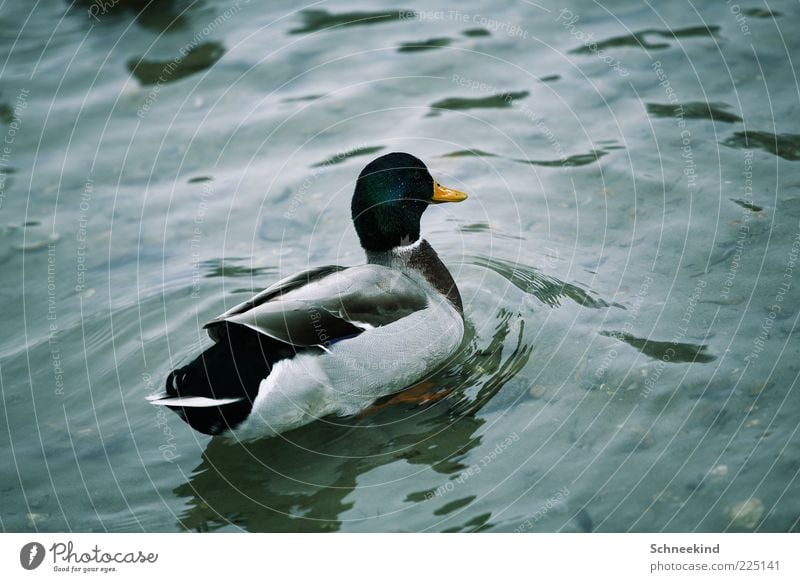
[{"left": 1, "top": 0, "right": 799, "bottom": 532}]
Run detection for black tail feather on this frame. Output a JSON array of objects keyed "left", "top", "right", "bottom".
[{"left": 164, "top": 325, "right": 298, "bottom": 435}]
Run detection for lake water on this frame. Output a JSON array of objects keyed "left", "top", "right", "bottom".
[{"left": 1, "top": 0, "right": 799, "bottom": 532}]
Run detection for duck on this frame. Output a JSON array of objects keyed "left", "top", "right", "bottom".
[{"left": 149, "top": 152, "right": 468, "bottom": 440}]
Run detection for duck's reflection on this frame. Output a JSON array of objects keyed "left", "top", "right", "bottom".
[
  {"left": 73, "top": 0, "right": 198, "bottom": 33},
  {"left": 173, "top": 310, "right": 532, "bottom": 532}
]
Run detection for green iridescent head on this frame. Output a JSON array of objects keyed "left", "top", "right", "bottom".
[{"left": 351, "top": 152, "right": 467, "bottom": 252}]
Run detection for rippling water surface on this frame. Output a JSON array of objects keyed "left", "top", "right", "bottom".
[{"left": 2, "top": 0, "right": 799, "bottom": 532}]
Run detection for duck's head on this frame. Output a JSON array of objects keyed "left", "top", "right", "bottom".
[{"left": 351, "top": 152, "right": 467, "bottom": 252}]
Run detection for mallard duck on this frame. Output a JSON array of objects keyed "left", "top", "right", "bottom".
[{"left": 149, "top": 152, "right": 468, "bottom": 440}]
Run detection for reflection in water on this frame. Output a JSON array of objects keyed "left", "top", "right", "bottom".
[
  {"left": 311, "top": 146, "right": 386, "bottom": 168},
  {"left": 462, "top": 28, "right": 491, "bottom": 37},
  {"left": 571, "top": 25, "right": 720, "bottom": 53},
  {"left": 441, "top": 148, "right": 610, "bottom": 168},
  {"left": 525, "top": 150, "right": 608, "bottom": 168},
  {"left": 199, "top": 258, "right": 276, "bottom": 279},
  {"left": 289, "top": 9, "right": 412, "bottom": 35},
  {"left": 452, "top": 220, "right": 522, "bottom": 241},
  {"left": 173, "top": 311, "right": 530, "bottom": 532},
  {"left": 743, "top": 8, "right": 782, "bottom": 18},
  {"left": 730, "top": 198, "right": 763, "bottom": 213},
  {"left": 431, "top": 91, "right": 529, "bottom": 111},
  {"left": 600, "top": 331, "right": 715, "bottom": 363},
  {"left": 128, "top": 42, "right": 225, "bottom": 85},
  {"left": 397, "top": 38, "right": 452, "bottom": 52},
  {"left": 441, "top": 148, "right": 495, "bottom": 158},
  {"left": 468, "top": 255, "right": 618, "bottom": 309},
  {"left": 281, "top": 94, "right": 325, "bottom": 103},
  {"left": 646, "top": 102, "right": 742, "bottom": 123},
  {"left": 721, "top": 131, "right": 800, "bottom": 161},
  {"left": 0, "top": 102, "right": 14, "bottom": 124},
  {"left": 73, "top": 0, "right": 194, "bottom": 32},
  {"left": 457, "top": 222, "right": 490, "bottom": 233}
]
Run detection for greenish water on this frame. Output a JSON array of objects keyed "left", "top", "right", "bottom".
[{"left": 1, "top": 0, "right": 799, "bottom": 532}]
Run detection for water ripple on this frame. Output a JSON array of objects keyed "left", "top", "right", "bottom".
[
  {"left": 467, "top": 255, "right": 619, "bottom": 309},
  {"left": 571, "top": 25, "right": 720, "bottom": 53},
  {"left": 290, "top": 9, "right": 412, "bottom": 34}
]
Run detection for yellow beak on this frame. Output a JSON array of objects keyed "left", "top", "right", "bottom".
[{"left": 432, "top": 181, "right": 468, "bottom": 203}]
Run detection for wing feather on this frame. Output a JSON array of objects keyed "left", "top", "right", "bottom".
[{"left": 204, "top": 264, "right": 428, "bottom": 346}]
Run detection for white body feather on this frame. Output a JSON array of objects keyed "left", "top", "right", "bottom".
[{"left": 228, "top": 290, "right": 463, "bottom": 442}]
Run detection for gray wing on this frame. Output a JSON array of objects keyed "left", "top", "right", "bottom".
[
  {"left": 209, "top": 264, "right": 346, "bottom": 321},
  {"left": 203, "top": 264, "right": 429, "bottom": 346}
]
